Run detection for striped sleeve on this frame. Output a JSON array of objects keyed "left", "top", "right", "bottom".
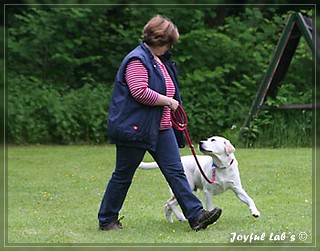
[{"left": 125, "top": 59, "right": 159, "bottom": 106}]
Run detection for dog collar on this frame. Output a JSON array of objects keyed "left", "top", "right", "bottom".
[{"left": 212, "top": 158, "right": 234, "bottom": 169}]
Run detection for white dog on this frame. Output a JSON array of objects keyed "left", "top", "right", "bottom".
[{"left": 139, "top": 136, "right": 260, "bottom": 223}]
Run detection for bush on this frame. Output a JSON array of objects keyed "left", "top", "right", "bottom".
[
  {"left": 8, "top": 76, "right": 111, "bottom": 144},
  {"left": 240, "top": 109, "right": 312, "bottom": 148},
  {"left": 6, "top": 7, "right": 314, "bottom": 146}
]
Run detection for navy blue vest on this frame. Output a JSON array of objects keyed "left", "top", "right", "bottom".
[{"left": 107, "top": 42, "right": 182, "bottom": 151}]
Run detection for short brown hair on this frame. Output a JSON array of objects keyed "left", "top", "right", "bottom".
[{"left": 142, "top": 15, "right": 179, "bottom": 47}]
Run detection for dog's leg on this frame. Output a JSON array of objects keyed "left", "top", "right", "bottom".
[
  {"left": 165, "top": 203, "right": 174, "bottom": 223},
  {"left": 232, "top": 187, "right": 260, "bottom": 217},
  {"left": 203, "top": 188, "right": 214, "bottom": 211},
  {"left": 165, "top": 196, "right": 186, "bottom": 222}
]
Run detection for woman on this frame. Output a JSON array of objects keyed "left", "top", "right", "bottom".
[{"left": 98, "top": 14, "right": 222, "bottom": 231}]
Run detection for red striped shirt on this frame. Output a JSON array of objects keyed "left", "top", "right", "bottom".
[
  {"left": 125, "top": 60, "right": 159, "bottom": 106},
  {"left": 155, "top": 58, "right": 175, "bottom": 130},
  {"left": 125, "top": 59, "right": 175, "bottom": 130}
]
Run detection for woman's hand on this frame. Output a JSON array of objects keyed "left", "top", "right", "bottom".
[
  {"left": 154, "top": 95, "right": 179, "bottom": 111},
  {"left": 168, "top": 98, "right": 179, "bottom": 111}
]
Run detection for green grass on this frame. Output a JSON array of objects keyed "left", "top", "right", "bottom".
[{"left": 6, "top": 145, "right": 314, "bottom": 248}]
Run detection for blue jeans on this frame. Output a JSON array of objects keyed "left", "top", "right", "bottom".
[{"left": 98, "top": 128, "right": 203, "bottom": 227}]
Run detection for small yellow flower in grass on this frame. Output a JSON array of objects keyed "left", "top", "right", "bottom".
[
  {"left": 172, "top": 229, "right": 176, "bottom": 233},
  {"left": 305, "top": 199, "right": 308, "bottom": 203},
  {"left": 42, "top": 191, "right": 50, "bottom": 197}
]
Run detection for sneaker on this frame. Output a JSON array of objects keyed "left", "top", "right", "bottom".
[
  {"left": 99, "top": 216, "right": 124, "bottom": 231},
  {"left": 191, "top": 208, "right": 222, "bottom": 231}
]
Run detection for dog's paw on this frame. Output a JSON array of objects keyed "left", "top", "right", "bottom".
[
  {"left": 166, "top": 216, "right": 174, "bottom": 223},
  {"left": 252, "top": 211, "right": 260, "bottom": 218},
  {"left": 177, "top": 216, "right": 187, "bottom": 222}
]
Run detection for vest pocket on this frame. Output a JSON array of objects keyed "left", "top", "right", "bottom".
[{"left": 109, "top": 106, "right": 160, "bottom": 145}]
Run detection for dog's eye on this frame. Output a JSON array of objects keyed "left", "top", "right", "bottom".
[{"left": 211, "top": 139, "right": 216, "bottom": 142}]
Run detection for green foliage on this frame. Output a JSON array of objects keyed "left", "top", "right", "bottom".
[
  {"left": 241, "top": 109, "right": 313, "bottom": 148},
  {"left": 8, "top": 8, "right": 116, "bottom": 89},
  {"left": 176, "top": 8, "right": 312, "bottom": 144},
  {"left": 6, "top": 6, "right": 314, "bottom": 146},
  {"left": 8, "top": 75, "right": 111, "bottom": 144}
]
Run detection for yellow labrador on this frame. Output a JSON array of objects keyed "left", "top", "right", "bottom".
[{"left": 139, "top": 136, "right": 260, "bottom": 222}]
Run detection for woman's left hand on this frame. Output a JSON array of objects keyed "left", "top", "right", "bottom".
[{"left": 169, "top": 98, "right": 179, "bottom": 111}]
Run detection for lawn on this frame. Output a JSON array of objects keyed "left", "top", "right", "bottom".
[{"left": 5, "top": 145, "right": 315, "bottom": 249}]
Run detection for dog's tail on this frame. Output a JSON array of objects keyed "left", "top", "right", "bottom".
[{"left": 138, "top": 162, "right": 159, "bottom": 170}]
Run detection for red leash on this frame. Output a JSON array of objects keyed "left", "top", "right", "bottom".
[{"left": 171, "top": 105, "right": 215, "bottom": 184}]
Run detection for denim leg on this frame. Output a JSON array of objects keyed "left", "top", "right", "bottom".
[
  {"left": 149, "top": 128, "right": 203, "bottom": 225},
  {"left": 98, "top": 146, "right": 146, "bottom": 226}
]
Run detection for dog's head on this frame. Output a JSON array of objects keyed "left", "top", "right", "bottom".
[{"left": 199, "top": 136, "right": 235, "bottom": 168}]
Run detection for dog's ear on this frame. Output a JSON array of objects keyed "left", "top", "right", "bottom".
[{"left": 225, "top": 140, "right": 235, "bottom": 155}]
